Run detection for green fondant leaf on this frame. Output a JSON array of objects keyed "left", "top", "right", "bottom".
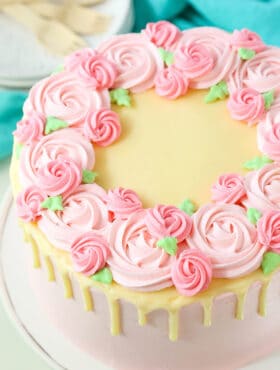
[
  {"left": 158, "top": 47, "right": 174, "bottom": 66},
  {"left": 204, "top": 81, "right": 229, "bottom": 103},
  {"left": 110, "top": 88, "right": 131, "bottom": 107},
  {"left": 156, "top": 237, "right": 178, "bottom": 256},
  {"left": 15, "top": 143, "right": 23, "bottom": 159},
  {"left": 261, "top": 251, "right": 280, "bottom": 275},
  {"left": 243, "top": 155, "right": 273, "bottom": 170},
  {"left": 238, "top": 48, "right": 256, "bottom": 60},
  {"left": 262, "top": 90, "right": 274, "bottom": 110},
  {"left": 52, "top": 64, "right": 64, "bottom": 75},
  {"left": 45, "top": 116, "right": 68, "bottom": 135},
  {"left": 41, "top": 195, "right": 64, "bottom": 211},
  {"left": 82, "top": 169, "right": 98, "bottom": 184},
  {"left": 91, "top": 267, "right": 113, "bottom": 284},
  {"left": 179, "top": 199, "right": 196, "bottom": 216},
  {"left": 247, "top": 208, "right": 262, "bottom": 225}
]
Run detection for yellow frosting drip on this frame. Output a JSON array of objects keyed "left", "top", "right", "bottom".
[
  {"left": 18, "top": 219, "right": 278, "bottom": 342},
  {"left": 44, "top": 256, "right": 55, "bottom": 281},
  {"left": 94, "top": 89, "right": 259, "bottom": 207},
  {"left": 82, "top": 286, "right": 94, "bottom": 312}
]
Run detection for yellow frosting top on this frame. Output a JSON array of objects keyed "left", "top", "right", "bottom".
[{"left": 95, "top": 89, "right": 259, "bottom": 207}]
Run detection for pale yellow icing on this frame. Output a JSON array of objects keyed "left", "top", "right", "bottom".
[
  {"left": 18, "top": 218, "right": 277, "bottom": 342},
  {"left": 95, "top": 89, "right": 260, "bottom": 207}
]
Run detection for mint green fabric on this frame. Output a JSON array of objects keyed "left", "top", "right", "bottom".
[
  {"left": 0, "top": 90, "right": 27, "bottom": 160},
  {"left": 1, "top": 0, "right": 280, "bottom": 160},
  {"left": 133, "top": 0, "right": 280, "bottom": 46}
]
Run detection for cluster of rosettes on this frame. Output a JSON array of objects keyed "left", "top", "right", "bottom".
[{"left": 13, "top": 22, "right": 280, "bottom": 297}]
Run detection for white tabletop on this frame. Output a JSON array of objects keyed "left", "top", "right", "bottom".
[{"left": 0, "top": 157, "right": 52, "bottom": 370}]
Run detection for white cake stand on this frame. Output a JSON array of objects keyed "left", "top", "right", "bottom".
[{"left": 0, "top": 188, "right": 279, "bottom": 370}]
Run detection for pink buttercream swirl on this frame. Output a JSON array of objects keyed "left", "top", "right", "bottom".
[
  {"left": 154, "top": 66, "right": 189, "bottom": 99},
  {"left": 171, "top": 249, "right": 212, "bottom": 296},
  {"left": 142, "top": 21, "right": 181, "bottom": 49},
  {"left": 145, "top": 205, "right": 193, "bottom": 243},
  {"left": 174, "top": 27, "right": 239, "bottom": 89},
  {"left": 107, "top": 187, "right": 143, "bottom": 220},
  {"left": 243, "top": 163, "right": 280, "bottom": 212},
  {"left": 19, "top": 128, "right": 94, "bottom": 188},
  {"left": 174, "top": 41, "right": 214, "bottom": 79},
  {"left": 187, "top": 203, "right": 266, "bottom": 278},
  {"left": 38, "top": 184, "right": 108, "bottom": 251},
  {"left": 37, "top": 158, "right": 82, "bottom": 197},
  {"left": 97, "top": 34, "right": 164, "bottom": 93},
  {"left": 211, "top": 173, "right": 246, "bottom": 205},
  {"left": 70, "top": 231, "right": 110, "bottom": 276},
  {"left": 84, "top": 108, "right": 121, "bottom": 147},
  {"left": 257, "top": 112, "right": 280, "bottom": 161},
  {"left": 13, "top": 112, "right": 45, "bottom": 145},
  {"left": 23, "top": 72, "right": 110, "bottom": 128},
  {"left": 227, "top": 88, "right": 265, "bottom": 125},
  {"left": 16, "top": 186, "right": 47, "bottom": 222},
  {"left": 230, "top": 29, "right": 266, "bottom": 52},
  {"left": 65, "top": 48, "right": 118, "bottom": 90},
  {"left": 257, "top": 210, "right": 280, "bottom": 253},
  {"left": 228, "top": 47, "right": 280, "bottom": 93},
  {"left": 108, "top": 210, "right": 176, "bottom": 291}
]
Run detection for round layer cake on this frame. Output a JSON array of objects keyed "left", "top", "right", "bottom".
[{"left": 10, "top": 23, "right": 280, "bottom": 370}]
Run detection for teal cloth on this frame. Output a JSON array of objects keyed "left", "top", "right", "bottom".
[
  {"left": 133, "top": 0, "right": 280, "bottom": 46},
  {"left": 0, "top": 90, "right": 27, "bottom": 160},
  {"left": 1, "top": 0, "right": 280, "bottom": 160}
]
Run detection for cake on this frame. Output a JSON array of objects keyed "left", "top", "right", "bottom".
[{"left": 10, "top": 22, "right": 280, "bottom": 370}]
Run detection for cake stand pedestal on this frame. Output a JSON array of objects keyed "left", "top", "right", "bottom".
[{"left": 0, "top": 188, "right": 279, "bottom": 370}]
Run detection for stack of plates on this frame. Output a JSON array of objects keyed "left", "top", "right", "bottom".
[{"left": 0, "top": 0, "right": 134, "bottom": 88}]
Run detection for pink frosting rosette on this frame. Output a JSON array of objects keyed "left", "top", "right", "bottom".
[
  {"left": 243, "top": 163, "right": 280, "bottom": 212},
  {"left": 64, "top": 48, "right": 118, "bottom": 89},
  {"left": 107, "top": 210, "right": 176, "bottom": 291},
  {"left": 154, "top": 66, "right": 189, "bottom": 99},
  {"left": 19, "top": 128, "right": 94, "bottom": 188},
  {"left": 38, "top": 184, "right": 108, "bottom": 251},
  {"left": 227, "top": 88, "right": 265, "bottom": 125},
  {"left": 145, "top": 205, "right": 193, "bottom": 243},
  {"left": 70, "top": 232, "right": 110, "bottom": 276},
  {"left": 142, "top": 21, "right": 181, "bottom": 49},
  {"left": 23, "top": 72, "right": 110, "bottom": 128},
  {"left": 13, "top": 112, "right": 45, "bottom": 145},
  {"left": 230, "top": 29, "right": 266, "bottom": 52},
  {"left": 16, "top": 186, "right": 47, "bottom": 222},
  {"left": 211, "top": 173, "right": 246, "bottom": 205},
  {"left": 187, "top": 203, "right": 266, "bottom": 278},
  {"left": 174, "top": 41, "right": 214, "bottom": 79},
  {"left": 107, "top": 187, "right": 143, "bottom": 220},
  {"left": 257, "top": 210, "right": 280, "bottom": 253},
  {"left": 174, "top": 27, "right": 239, "bottom": 89},
  {"left": 228, "top": 47, "right": 280, "bottom": 93},
  {"left": 97, "top": 33, "right": 164, "bottom": 93},
  {"left": 257, "top": 112, "right": 280, "bottom": 161},
  {"left": 37, "top": 158, "right": 82, "bottom": 197},
  {"left": 171, "top": 249, "right": 212, "bottom": 296},
  {"left": 84, "top": 108, "right": 121, "bottom": 147}
]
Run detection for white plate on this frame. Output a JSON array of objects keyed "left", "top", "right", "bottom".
[
  {"left": 0, "top": 188, "right": 280, "bottom": 370},
  {"left": 0, "top": 0, "right": 134, "bottom": 87}
]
